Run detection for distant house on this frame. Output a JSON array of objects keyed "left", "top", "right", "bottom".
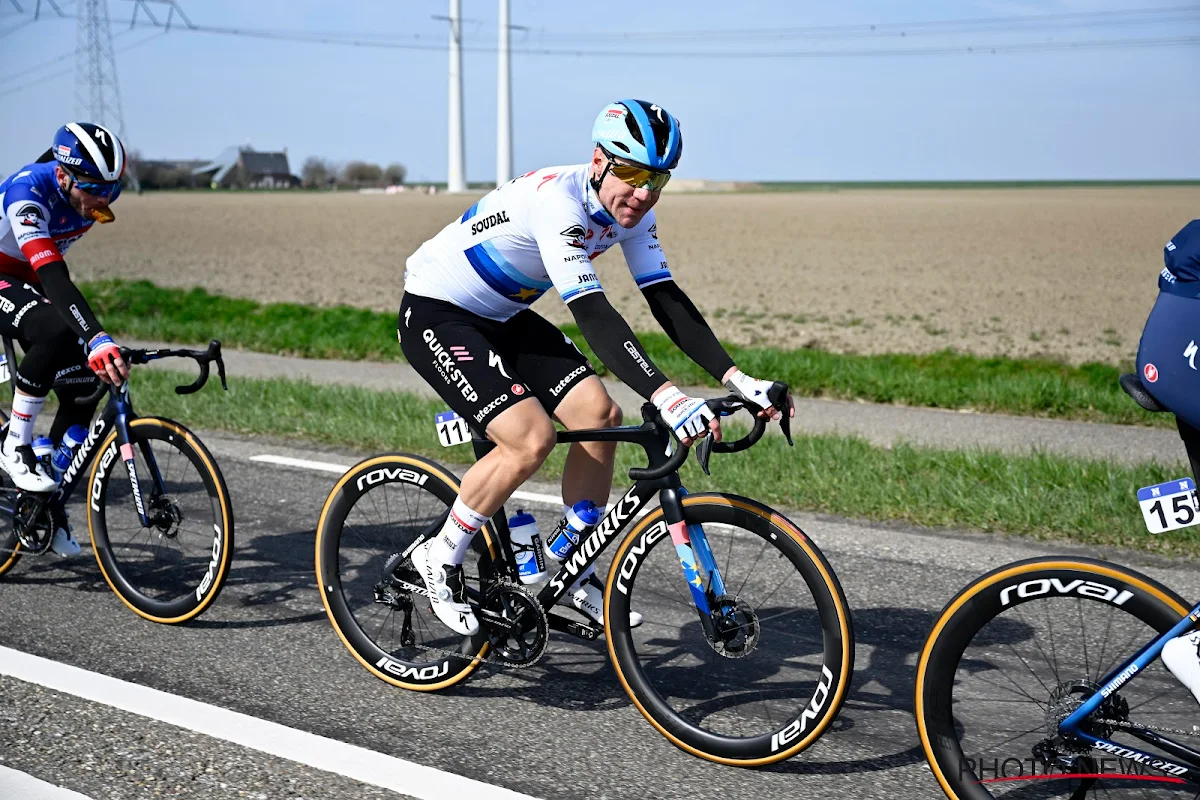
[{"left": 193, "top": 146, "right": 300, "bottom": 189}]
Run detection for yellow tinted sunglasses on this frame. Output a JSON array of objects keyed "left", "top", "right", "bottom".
[{"left": 608, "top": 161, "right": 672, "bottom": 192}]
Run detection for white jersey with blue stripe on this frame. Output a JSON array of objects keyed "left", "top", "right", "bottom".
[{"left": 404, "top": 164, "right": 671, "bottom": 321}]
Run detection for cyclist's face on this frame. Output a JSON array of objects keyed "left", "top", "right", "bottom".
[
  {"left": 591, "top": 147, "right": 661, "bottom": 229},
  {"left": 55, "top": 167, "right": 116, "bottom": 223}
]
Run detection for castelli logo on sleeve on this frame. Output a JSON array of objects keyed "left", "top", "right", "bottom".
[
  {"left": 511, "top": 384, "right": 525, "bottom": 396},
  {"left": 1144, "top": 363, "right": 1159, "bottom": 383}
]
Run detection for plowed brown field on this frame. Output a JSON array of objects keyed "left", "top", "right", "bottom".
[{"left": 67, "top": 187, "right": 1200, "bottom": 364}]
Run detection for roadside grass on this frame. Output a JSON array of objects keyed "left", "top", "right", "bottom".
[
  {"left": 125, "top": 368, "right": 1196, "bottom": 557},
  {"left": 83, "top": 279, "right": 1163, "bottom": 426}
]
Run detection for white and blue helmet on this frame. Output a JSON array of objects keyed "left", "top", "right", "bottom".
[
  {"left": 592, "top": 99, "right": 682, "bottom": 171},
  {"left": 52, "top": 122, "right": 125, "bottom": 183}
]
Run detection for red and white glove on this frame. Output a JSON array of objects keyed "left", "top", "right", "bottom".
[
  {"left": 87, "top": 333, "right": 127, "bottom": 385},
  {"left": 654, "top": 386, "right": 716, "bottom": 442}
]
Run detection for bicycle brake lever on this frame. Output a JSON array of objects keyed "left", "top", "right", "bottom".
[
  {"left": 695, "top": 434, "right": 714, "bottom": 476},
  {"left": 768, "top": 381, "right": 794, "bottom": 446}
]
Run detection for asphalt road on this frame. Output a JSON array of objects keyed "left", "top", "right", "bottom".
[{"left": 2, "top": 430, "right": 1199, "bottom": 800}]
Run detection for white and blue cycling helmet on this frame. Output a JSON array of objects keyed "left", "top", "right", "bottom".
[
  {"left": 592, "top": 99, "right": 682, "bottom": 171},
  {"left": 52, "top": 122, "right": 125, "bottom": 183}
]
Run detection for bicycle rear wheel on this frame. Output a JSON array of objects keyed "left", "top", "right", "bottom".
[
  {"left": 604, "top": 492, "right": 853, "bottom": 766},
  {"left": 315, "top": 453, "right": 499, "bottom": 691},
  {"left": 916, "top": 557, "right": 1194, "bottom": 799},
  {"left": 87, "top": 417, "right": 234, "bottom": 623}
]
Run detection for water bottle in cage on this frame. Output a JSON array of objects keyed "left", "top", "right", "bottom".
[
  {"left": 545, "top": 500, "right": 601, "bottom": 561},
  {"left": 507, "top": 510, "right": 548, "bottom": 585}
]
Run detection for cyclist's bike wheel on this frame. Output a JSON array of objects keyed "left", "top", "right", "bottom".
[
  {"left": 316, "top": 453, "right": 497, "bottom": 692},
  {"left": 916, "top": 557, "right": 1194, "bottom": 799},
  {"left": 87, "top": 417, "right": 234, "bottom": 624},
  {"left": 604, "top": 493, "right": 853, "bottom": 766},
  {"left": 0, "top": 529, "right": 20, "bottom": 577}
]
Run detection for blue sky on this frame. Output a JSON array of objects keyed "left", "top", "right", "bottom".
[{"left": 1, "top": 0, "right": 1197, "bottom": 181}]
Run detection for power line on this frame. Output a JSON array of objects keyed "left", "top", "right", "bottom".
[{"left": 0, "top": 28, "right": 162, "bottom": 100}]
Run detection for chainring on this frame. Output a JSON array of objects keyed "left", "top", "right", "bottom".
[{"left": 479, "top": 579, "right": 548, "bottom": 667}]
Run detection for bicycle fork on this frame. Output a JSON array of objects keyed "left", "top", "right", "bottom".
[
  {"left": 659, "top": 488, "right": 738, "bottom": 645},
  {"left": 110, "top": 391, "right": 168, "bottom": 530}
]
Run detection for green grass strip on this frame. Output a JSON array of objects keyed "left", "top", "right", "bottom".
[
  {"left": 126, "top": 368, "right": 1195, "bottom": 557},
  {"left": 82, "top": 278, "right": 1163, "bottom": 426}
]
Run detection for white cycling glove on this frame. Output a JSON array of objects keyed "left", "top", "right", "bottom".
[
  {"left": 724, "top": 369, "right": 782, "bottom": 420},
  {"left": 654, "top": 386, "right": 715, "bottom": 440}
]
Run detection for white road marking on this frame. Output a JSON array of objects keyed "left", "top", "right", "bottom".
[
  {"left": 0, "top": 766, "right": 92, "bottom": 799},
  {"left": 0, "top": 647, "right": 540, "bottom": 800},
  {"left": 250, "top": 454, "right": 565, "bottom": 506}
]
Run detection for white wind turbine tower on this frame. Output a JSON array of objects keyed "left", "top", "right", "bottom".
[
  {"left": 496, "top": 0, "right": 511, "bottom": 186},
  {"left": 445, "top": 0, "right": 467, "bottom": 193}
]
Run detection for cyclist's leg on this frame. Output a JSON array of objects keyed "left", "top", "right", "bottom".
[
  {"left": 498, "top": 311, "right": 611, "bottom": 508},
  {"left": 1179, "top": 418, "right": 1200, "bottom": 484},
  {"left": 398, "top": 293, "right": 555, "bottom": 633},
  {"left": 47, "top": 350, "right": 97, "bottom": 445},
  {"left": 0, "top": 281, "right": 72, "bottom": 490}
]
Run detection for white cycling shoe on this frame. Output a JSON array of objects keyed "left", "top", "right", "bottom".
[
  {"left": 0, "top": 441, "right": 57, "bottom": 493},
  {"left": 1161, "top": 631, "right": 1200, "bottom": 706},
  {"left": 409, "top": 540, "right": 479, "bottom": 636},
  {"left": 558, "top": 573, "right": 643, "bottom": 629},
  {"left": 51, "top": 508, "right": 81, "bottom": 557}
]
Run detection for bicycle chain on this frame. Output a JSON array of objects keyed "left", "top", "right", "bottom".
[
  {"left": 1094, "top": 718, "right": 1200, "bottom": 739},
  {"left": 401, "top": 578, "right": 547, "bottom": 671}
]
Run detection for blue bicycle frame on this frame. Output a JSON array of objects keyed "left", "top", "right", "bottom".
[{"left": 1060, "top": 604, "right": 1200, "bottom": 780}]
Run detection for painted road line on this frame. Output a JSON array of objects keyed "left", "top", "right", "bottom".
[
  {"left": 250, "top": 454, "right": 565, "bottom": 507},
  {"left": 0, "top": 766, "right": 92, "bottom": 800},
  {"left": 0, "top": 647, "right": 539, "bottom": 800}
]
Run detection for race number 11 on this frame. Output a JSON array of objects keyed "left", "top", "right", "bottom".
[
  {"left": 1138, "top": 478, "right": 1199, "bottom": 534},
  {"left": 435, "top": 410, "right": 470, "bottom": 447}
]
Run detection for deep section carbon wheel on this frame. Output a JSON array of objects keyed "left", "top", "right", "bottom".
[
  {"left": 916, "top": 556, "right": 1195, "bottom": 799},
  {"left": 316, "top": 453, "right": 501, "bottom": 691},
  {"left": 605, "top": 493, "right": 853, "bottom": 766},
  {"left": 87, "top": 417, "right": 234, "bottom": 624}
]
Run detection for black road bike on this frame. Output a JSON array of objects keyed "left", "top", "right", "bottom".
[
  {"left": 316, "top": 389, "right": 854, "bottom": 766},
  {"left": 0, "top": 339, "right": 235, "bottom": 624}
]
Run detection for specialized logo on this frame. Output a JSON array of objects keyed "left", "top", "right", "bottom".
[
  {"left": 487, "top": 350, "right": 511, "bottom": 379},
  {"left": 69, "top": 416, "right": 107, "bottom": 491},
  {"left": 469, "top": 210, "right": 510, "bottom": 236},
  {"left": 770, "top": 664, "right": 835, "bottom": 752},
  {"left": 549, "top": 487, "right": 643, "bottom": 595},
  {"left": 623, "top": 341, "right": 655, "bottom": 377},
  {"left": 16, "top": 204, "right": 44, "bottom": 227},
  {"left": 55, "top": 152, "right": 83, "bottom": 166},
  {"left": 650, "top": 103, "right": 666, "bottom": 123},
  {"left": 561, "top": 224, "right": 587, "bottom": 249},
  {"left": 423, "top": 329, "right": 479, "bottom": 403},
  {"left": 474, "top": 393, "right": 508, "bottom": 423},
  {"left": 998, "top": 577, "right": 1134, "bottom": 607},
  {"left": 1144, "top": 363, "right": 1159, "bottom": 383},
  {"left": 1186, "top": 341, "right": 1197, "bottom": 371},
  {"left": 354, "top": 465, "right": 431, "bottom": 492},
  {"left": 537, "top": 173, "right": 559, "bottom": 191},
  {"left": 1091, "top": 741, "right": 1187, "bottom": 776}
]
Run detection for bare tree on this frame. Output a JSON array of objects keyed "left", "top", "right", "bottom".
[
  {"left": 341, "top": 161, "right": 383, "bottom": 188},
  {"left": 302, "top": 157, "right": 334, "bottom": 189},
  {"left": 383, "top": 162, "right": 407, "bottom": 186}
]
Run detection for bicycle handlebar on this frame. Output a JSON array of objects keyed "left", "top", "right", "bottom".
[
  {"left": 626, "top": 381, "right": 792, "bottom": 481},
  {"left": 75, "top": 339, "right": 228, "bottom": 405}
]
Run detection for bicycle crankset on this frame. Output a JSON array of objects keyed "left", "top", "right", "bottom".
[
  {"left": 704, "top": 594, "right": 760, "bottom": 659},
  {"left": 479, "top": 579, "right": 548, "bottom": 667},
  {"left": 13, "top": 493, "right": 55, "bottom": 554}
]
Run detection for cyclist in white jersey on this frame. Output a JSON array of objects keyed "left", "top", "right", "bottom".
[{"left": 400, "top": 99, "right": 794, "bottom": 635}]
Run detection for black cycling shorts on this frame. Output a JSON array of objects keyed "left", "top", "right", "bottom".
[
  {"left": 0, "top": 277, "right": 88, "bottom": 396},
  {"left": 398, "top": 292, "right": 595, "bottom": 433}
]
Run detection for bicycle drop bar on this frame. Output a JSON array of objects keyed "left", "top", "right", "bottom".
[{"left": 75, "top": 340, "right": 228, "bottom": 405}]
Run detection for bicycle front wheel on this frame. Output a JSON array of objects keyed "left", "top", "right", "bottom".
[
  {"left": 87, "top": 417, "right": 234, "bottom": 624},
  {"left": 604, "top": 492, "right": 853, "bottom": 766}
]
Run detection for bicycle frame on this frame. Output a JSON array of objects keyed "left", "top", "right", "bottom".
[
  {"left": 1059, "top": 602, "right": 1200, "bottom": 780},
  {"left": 462, "top": 405, "right": 736, "bottom": 638}
]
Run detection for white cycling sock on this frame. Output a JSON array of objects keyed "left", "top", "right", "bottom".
[
  {"left": 5, "top": 391, "right": 45, "bottom": 451},
  {"left": 429, "top": 497, "right": 489, "bottom": 566}
]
